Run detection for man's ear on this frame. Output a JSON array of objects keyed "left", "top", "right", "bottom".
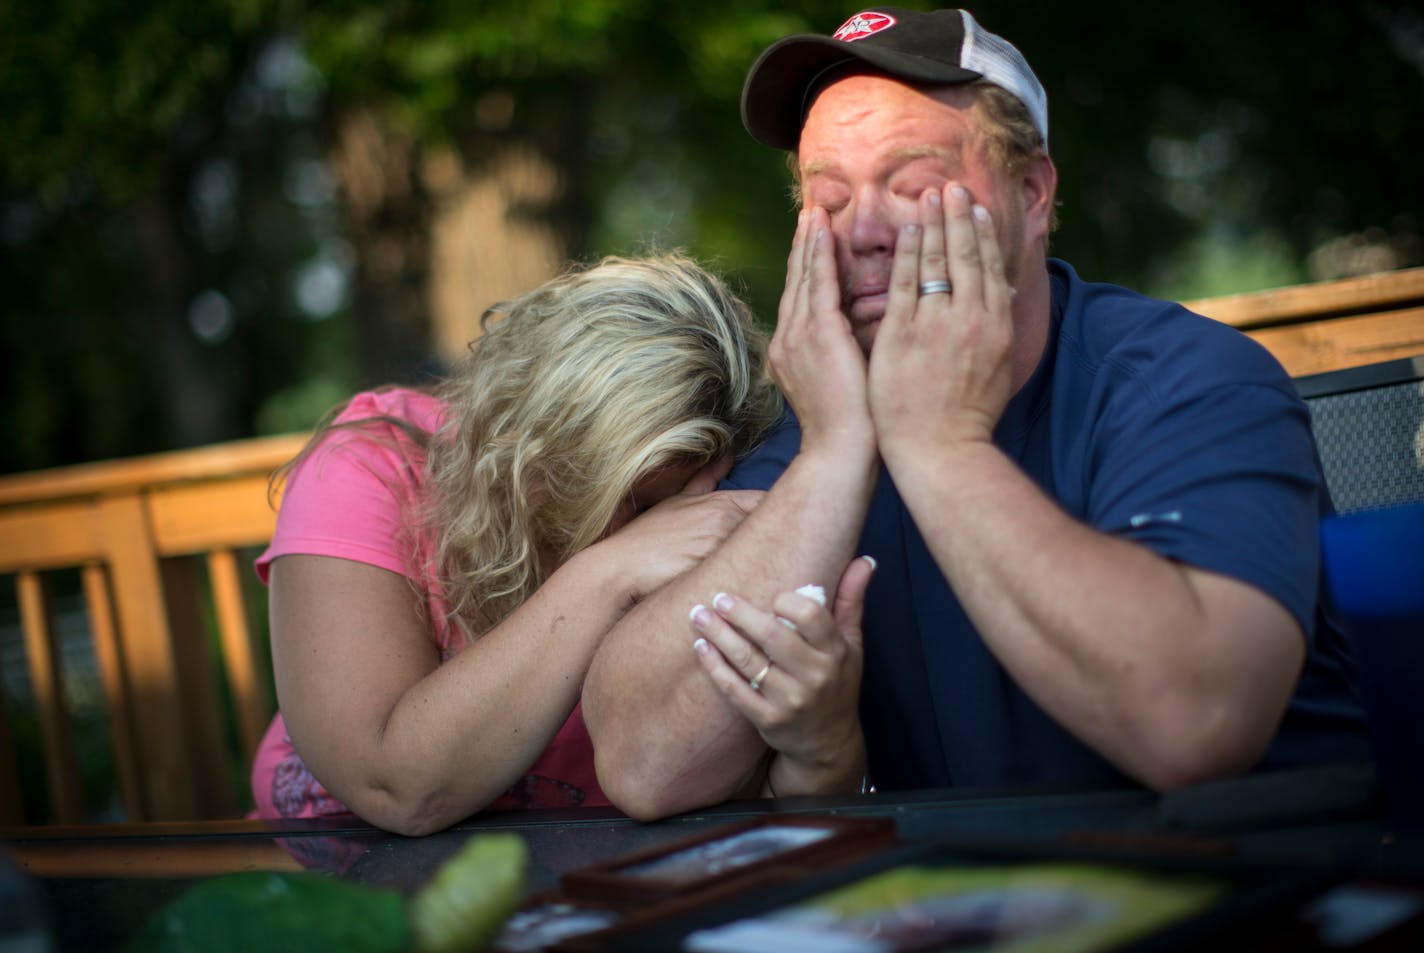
[{"left": 1021, "top": 152, "right": 1059, "bottom": 244}]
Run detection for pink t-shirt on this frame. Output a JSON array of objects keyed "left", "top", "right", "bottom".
[{"left": 250, "top": 388, "right": 610, "bottom": 821}]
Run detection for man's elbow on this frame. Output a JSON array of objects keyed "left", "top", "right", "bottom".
[
  {"left": 603, "top": 784, "right": 680, "bottom": 823},
  {"left": 591, "top": 720, "right": 763, "bottom": 821},
  {"left": 1126, "top": 696, "right": 1280, "bottom": 792},
  {"left": 583, "top": 686, "right": 665, "bottom": 818},
  {"left": 1135, "top": 747, "right": 1252, "bottom": 793},
  {"left": 344, "top": 785, "right": 467, "bottom": 837},
  {"left": 586, "top": 703, "right": 676, "bottom": 819},
  {"left": 595, "top": 748, "right": 688, "bottom": 821}
]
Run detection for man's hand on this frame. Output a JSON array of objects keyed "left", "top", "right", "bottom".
[
  {"left": 771, "top": 207, "right": 876, "bottom": 458},
  {"left": 869, "top": 183, "right": 1015, "bottom": 463},
  {"left": 865, "top": 185, "right": 1305, "bottom": 791}
]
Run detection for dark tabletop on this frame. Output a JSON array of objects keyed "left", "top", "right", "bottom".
[{"left": 5, "top": 761, "right": 1422, "bottom": 952}]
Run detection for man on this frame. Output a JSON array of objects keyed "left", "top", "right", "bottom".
[{"left": 582, "top": 7, "right": 1369, "bottom": 821}]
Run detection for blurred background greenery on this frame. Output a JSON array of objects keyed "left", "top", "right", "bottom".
[{"left": 3, "top": 0, "right": 1422, "bottom": 474}]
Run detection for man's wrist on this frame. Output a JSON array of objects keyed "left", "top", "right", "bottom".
[
  {"left": 796, "top": 406, "right": 877, "bottom": 458},
  {"left": 766, "top": 734, "right": 868, "bottom": 798},
  {"left": 790, "top": 431, "right": 880, "bottom": 492},
  {"left": 880, "top": 428, "right": 997, "bottom": 491}
]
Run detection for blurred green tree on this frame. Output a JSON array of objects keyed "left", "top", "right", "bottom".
[
  {"left": 0, "top": 0, "right": 835, "bottom": 471},
  {"left": 2, "top": 0, "right": 1421, "bottom": 474}
]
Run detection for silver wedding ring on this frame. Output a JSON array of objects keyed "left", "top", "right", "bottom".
[
  {"left": 748, "top": 663, "right": 771, "bottom": 692},
  {"left": 919, "top": 279, "right": 952, "bottom": 296}
]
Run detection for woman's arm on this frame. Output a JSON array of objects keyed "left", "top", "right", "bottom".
[
  {"left": 270, "top": 549, "right": 623, "bottom": 836},
  {"left": 270, "top": 485, "right": 761, "bottom": 837},
  {"left": 689, "top": 554, "right": 876, "bottom": 799}
]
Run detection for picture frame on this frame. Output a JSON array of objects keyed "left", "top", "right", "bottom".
[
  {"left": 490, "top": 815, "right": 897, "bottom": 953},
  {"left": 560, "top": 814, "right": 897, "bottom": 905},
  {"left": 592, "top": 832, "right": 1341, "bottom": 953},
  {"left": 491, "top": 897, "right": 627, "bottom": 953}
]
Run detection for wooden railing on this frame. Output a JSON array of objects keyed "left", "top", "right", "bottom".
[
  {"left": 1184, "top": 266, "right": 1424, "bottom": 377},
  {"left": 2, "top": 266, "right": 1421, "bottom": 825},
  {"left": 0, "top": 433, "right": 308, "bottom": 824}
]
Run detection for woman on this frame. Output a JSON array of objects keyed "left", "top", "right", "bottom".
[{"left": 251, "top": 254, "right": 788, "bottom": 836}]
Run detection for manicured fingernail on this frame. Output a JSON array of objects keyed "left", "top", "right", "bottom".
[
  {"left": 690, "top": 604, "right": 710, "bottom": 628},
  {"left": 860, "top": 555, "right": 878, "bottom": 571},
  {"left": 795, "top": 584, "right": 827, "bottom": 606},
  {"left": 951, "top": 185, "right": 969, "bottom": 201},
  {"left": 693, "top": 637, "right": 710, "bottom": 656},
  {"left": 712, "top": 592, "right": 735, "bottom": 613},
  {"left": 903, "top": 223, "right": 920, "bottom": 236},
  {"left": 777, "top": 616, "right": 799, "bottom": 631},
  {"left": 973, "top": 204, "right": 990, "bottom": 222},
  {"left": 927, "top": 190, "right": 941, "bottom": 206}
]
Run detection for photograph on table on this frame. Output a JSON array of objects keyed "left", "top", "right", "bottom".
[
  {"left": 561, "top": 815, "right": 896, "bottom": 905},
  {"left": 681, "top": 859, "right": 1228, "bottom": 952},
  {"left": 491, "top": 900, "right": 624, "bottom": 953}
]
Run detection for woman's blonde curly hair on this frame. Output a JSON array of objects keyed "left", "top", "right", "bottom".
[
  {"left": 296, "top": 253, "right": 778, "bottom": 643},
  {"left": 424, "top": 253, "right": 781, "bottom": 639}
]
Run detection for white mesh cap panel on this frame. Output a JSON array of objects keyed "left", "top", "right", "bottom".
[{"left": 958, "top": 10, "right": 1049, "bottom": 147}]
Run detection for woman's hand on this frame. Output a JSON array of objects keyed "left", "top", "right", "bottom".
[
  {"left": 595, "top": 470, "right": 765, "bottom": 607},
  {"left": 689, "top": 555, "right": 876, "bottom": 795}
]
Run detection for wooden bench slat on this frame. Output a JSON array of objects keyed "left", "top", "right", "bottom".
[
  {"left": 1246, "top": 306, "right": 1424, "bottom": 378},
  {"left": 93, "top": 496, "right": 199, "bottom": 821},
  {"left": 148, "top": 477, "right": 281, "bottom": 556},
  {"left": 0, "top": 503, "right": 105, "bottom": 572},
  {"left": 12, "top": 837, "right": 306, "bottom": 877},
  {"left": 0, "top": 434, "right": 307, "bottom": 508},
  {"left": 208, "top": 549, "right": 272, "bottom": 764},
  {"left": 17, "top": 571, "right": 84, "bottom": 824},
  {"left": 81, "top": 564, "right": 144, "bottom": 822},
  {"left": 1185, "top": 267, "right": 1424, "bottom": 329}
]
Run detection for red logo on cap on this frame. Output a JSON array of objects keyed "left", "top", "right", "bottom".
[{"left": 833, "top": 11, "right": 896, "bottom": 42}]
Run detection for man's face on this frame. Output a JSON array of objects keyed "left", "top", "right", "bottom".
[{"left": 797, "top": 74, "right": 1030, "bottom": 354}]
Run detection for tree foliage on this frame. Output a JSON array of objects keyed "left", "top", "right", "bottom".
[{"left": 2, "top": 0, "right": 1421, "bottom": 473}]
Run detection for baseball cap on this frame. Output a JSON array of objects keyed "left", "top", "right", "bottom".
[{"left": 741, "top": 7, "right": 1048, "bottom": 151}]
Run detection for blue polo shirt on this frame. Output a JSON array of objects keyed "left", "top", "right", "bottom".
[{"left": 726, "top": 259, "right": 1369, "bottom": 790}]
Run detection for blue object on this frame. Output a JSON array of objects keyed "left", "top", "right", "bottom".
[
  {"left": 1321, "top": 501, "right": 1424, "bottom": 831},
  {"left": 1322, "top": 502, "right": 1424, "bottom": 620}
]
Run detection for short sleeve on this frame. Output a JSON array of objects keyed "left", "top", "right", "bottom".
[
  {"left": 255, "top": 390, "right": 438, "bottom": 584},
  {"left": 1087, "top": 342, "right": 1325, "bottom": 637},
  {"left": 722, "top": 409, "right": 801, "bottom": 491}
]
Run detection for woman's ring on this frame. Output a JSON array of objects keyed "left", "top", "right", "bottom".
[
  {"left": 748, "top": 663, "right": 772, "bottom": 692},
  {"left": 919, "top": 279, "right": 952, "bottom": 296}
]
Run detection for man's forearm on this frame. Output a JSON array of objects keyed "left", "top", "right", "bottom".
[
  {"left": 888, "top": 438, "right": 1304, "bottom": 789},
  {"left": 583, "top": 448, "right": 877, "bottom": 820}
]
